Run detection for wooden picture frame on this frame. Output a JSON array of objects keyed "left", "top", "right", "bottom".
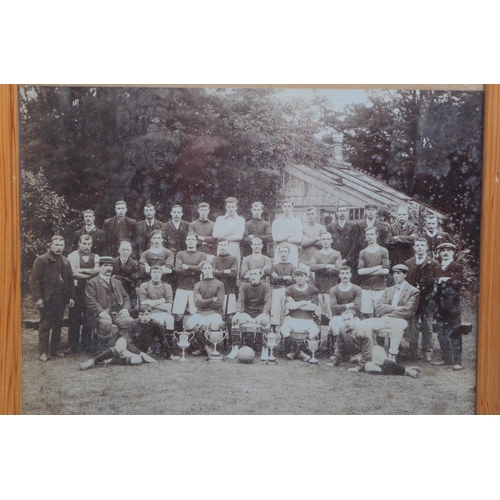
[{"left": 1, "top": 84, "right": 498, "bottom": 414}]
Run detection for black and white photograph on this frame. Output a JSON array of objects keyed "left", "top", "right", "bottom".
[{"left": 19, "top": 85, "right": 483, "bottom": 414}]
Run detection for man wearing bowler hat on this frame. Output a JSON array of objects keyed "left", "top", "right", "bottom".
[
  {"left": 361, "top": 264, "right": 420, "bottom": 361},
  {"left": 432, "top": 242, "right": 464, "bottom": 370},
  {"left": 85, "top": 256, "right": 134, "bottom": 352}
]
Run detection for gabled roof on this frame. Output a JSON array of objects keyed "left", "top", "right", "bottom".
[{"left": 285, "top": 163, "right": 447, "bottom": 218}]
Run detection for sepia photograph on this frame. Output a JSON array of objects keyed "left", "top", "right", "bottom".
[{"left": 18, "top": 85, "right": 483, "bottom": 414}]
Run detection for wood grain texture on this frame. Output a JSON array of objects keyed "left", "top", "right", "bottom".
[
  {"left": 0, "top": 84, "right": 497, "bottom": 414},
  {"left": 0, "top": 84, "right": 22, "bottom": 414},
  {"left": 476, "top": 84, "right": 500, "bottom": 414}
]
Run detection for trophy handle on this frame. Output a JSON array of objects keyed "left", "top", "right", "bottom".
[
  {"left": 173, "top": 331, "right": 179, "bottom": 342},
  {"left": 188, "top": 332, "right": 195, "bottom": 343},
  {"left": 204, "top": 330, "right": 211, "bottom": 342},
  {"left": 304, "top": 338, "right": 310, "bottom": 349},
  {"left": 263, "top": 333, "right": 268, "bottom": 345},
  {"left": 221, "top": 329, "right": 228, "bottom": 342},
  {"left": 317, "top": 339, "right": 322, "bottom": 349}
]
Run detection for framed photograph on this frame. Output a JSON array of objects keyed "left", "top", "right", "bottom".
[{"left": 1, "top": 84, "right": 499, "bottom": 414}]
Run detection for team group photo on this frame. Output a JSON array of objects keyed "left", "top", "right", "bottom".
[{"left": 19, "top": 86, "right": 483, "bottom": 414}]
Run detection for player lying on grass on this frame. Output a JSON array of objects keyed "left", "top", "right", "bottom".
[
  {"left": 80, "top": 305, "right": 178, "bottom": 370},
  {"left": 328, "top": 309, "right": 421, "bottom": 378}
]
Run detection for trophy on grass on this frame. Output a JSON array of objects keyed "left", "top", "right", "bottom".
[
  {"left": 173, "top": 331, "right": 195, "bottom": 362},
  {"left": 304, "top": 337, "right": 322, "bottom": 365},
  {"left": 263, "top": 330, "right": 280, "bottom": 365},
  {"left": 204, "top": 329, "right": 227, "bottom": 362}
]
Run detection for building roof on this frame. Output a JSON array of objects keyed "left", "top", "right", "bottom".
[{"left": 285, "top": 162, "right": 447, "bottom": 218}]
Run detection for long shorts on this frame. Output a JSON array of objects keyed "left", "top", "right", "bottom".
[{"left": 172, "top": 289, "right": 196, "bottom": 315}]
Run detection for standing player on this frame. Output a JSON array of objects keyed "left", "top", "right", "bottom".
[
  {"left": 272, "top": 199, "right": 302, "bottom": 266},
  {"left": 189, "top": 202, "right": 217, "bottom": 258},
  {"left": 71, "top": 209, "right": 106, "bottom": 256},
  {"left": 172, "top": 233, "right": 207, "bottom": 331},
  {"left": 300, "top": 206, "right": 326, "bottom": 266},
  {"left": 281, "top": 265, "right": 320, "bottom": 362},
  {"left": 328, "top": 266, "right": 362, "bottom": 341},
  {"left": 136, "top": 203, "right": 165, "bottom": 257},
  {"left": 241, "top": 201, "right": 273, "bottom": 257},
  {"left": 240, "top": 236, "right": 272, "bottom": 281},
  {"left": 357, "top": 227, "right": 390, "bottom": 318},
  {"left": 357, "top": 203, "right": 389, "bottom": 249},
  {"left": 66, "top": 234, "right": 100, "bottom": 355},
  {"left": 309, "top": 232, "right": 342, "bottom": 325},
  {"left": 267, "top": 244, "right": 296, "bottom": 332},
  {"left": 213, "top": 197, "right": 246, "bottom": 265},
  {"left": 212, "top": 238, "right": 238, "bottom": 326},
  {"left": 139, "top": 230, "right": 174, "bottom": 281},
  {"left": 102, "top": 200, "right": 137, "bottom": 257},
  {"left": 31, "top": 235, "right": 75, "bottom": 361},
  {"left": 163, "top": 204, "right": 190, "bottom": 255},
  {"left": 405, "top": 237, "right": 440, "bottom": 362}
]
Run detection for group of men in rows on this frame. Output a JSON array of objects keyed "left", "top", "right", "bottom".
[{"left": 30, "top": 196, "right": 465, "bottom": 375}]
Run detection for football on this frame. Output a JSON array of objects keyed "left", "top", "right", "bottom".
[{"left": 237, "top": 346, "right": 255, "bottom": 364}]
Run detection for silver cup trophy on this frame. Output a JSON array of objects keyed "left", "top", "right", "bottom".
[
  {"left": 263, "top": 331, "right": 280, "bottom": 365},
  {"left": 173, "top": 331, "right": 194, "bottom": 362},
  {"left": 204, "top": 329, "right": 227, "bottom": 362},
  {"left": 304, "top": 337, "right": 322, "bottom": 364}
]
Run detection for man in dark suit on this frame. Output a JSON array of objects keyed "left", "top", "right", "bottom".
[
  {"left": 30, "top": 235, "right": 75, "bottom": 361},
  {"left": 85, "top": 256, "right": 134, "bottom": 352},
  {"left": 136, "top": 203, "right": 165, "bottom": 257},
  {"left": 387, "top": 206, "right": 418, "bottom": 266},
  {"left": 71, "top": 209, "right": 106, "bottom": 255},
  {"left": 432, "top": 243, "right": 464, "bottom": 370},
  {"left": 421, "top": 215, "right": 455, "bottom": 258},
  {"left": 405, "top": 237, "right": 440, "bottom": 362},
  {"left": 357, "top": 203, "right": 389, "bottom": 249},
  {"left": 112, "top": 241, "right": 140, "bottom": 313},
  {"left": 327, "top": 205, "right": 360, "bottom": 281},
  {"left": 361, "top": 264, "right": 420, "bottom": 361},
  {"left": 163, "top": 204, "right": 189, "bottom": 255},
  {"left": 102, "top": 200, "right": 137, "bottom": 258}
]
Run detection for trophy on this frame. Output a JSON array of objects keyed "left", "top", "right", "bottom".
[
  {"left": 173, "top": 331, "right": 194, "bottom": 362},
  {"left": 304, "top": 337, "right": 322, "bottom": 364},
  {"left": 204, "top": 329, "right": 227, "bottom": 362},
  {"left": 263, "top": 331, "right": 281, "bottom": 365}
]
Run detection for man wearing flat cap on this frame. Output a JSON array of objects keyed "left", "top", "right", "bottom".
[
  {"left": 432, "top": 242, "right": 464, "bottom": 370},
  {"left": 357, "top": 203, "right": 389, "bottom": 249},
  {"left": 85, "top": 256, "right": 134, "bottom": 353},
  {"left": 281, "top": 264, "right": 321, "bottom": 361},
  {"left": 361, "top": 264, "right": 420, "bottom": 361}
]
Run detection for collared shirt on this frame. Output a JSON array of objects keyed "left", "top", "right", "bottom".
[
  {"left": 272, "top": 214, "right": 302, "bottom": 244},
  {"left": 416, "top": 257, "right": 425, "bottom": 266},
  {"left": 426, "top": 230, "right": 438, "bottom": 238},
  {"left": 441, "top": 259, "right": 453, "bottom": 270},
  {"left": 338, "top": 220, "right": 346, "bottom": 229},
  {"left": 84, "top": 225, "right": 96, "bottom": 233},
  {"left": 213, "top": 213, "right": 245, "bottom": 241},
  {"left": 100, "top": 274, "right": 110, "bottom": 283}
]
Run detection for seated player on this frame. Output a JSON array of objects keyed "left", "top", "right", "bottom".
[
  {"left": 186, "top": 261, "right": 225, "bottom": 356},
  {"left": 240, "top": 236, "right": 272, "bottom": 281},
  {"left": 361, "top": 264, "right": 420, "bottom": 361},
  {"left": 328, "top": 265, "right": 362, "bottom": 343},
  {"left": 80, "top": 305, "right": 176, "bottom": 370},
  {"left": 329, "top": 310, "right": 420, "bottom": 378},
  {"left": 281, "top": 265, "right": 321, "bottom": 362},
  {"left": 230, "top": 268, "right": 272, "bottom": 360},
  {"left": 266, "top": 244, "right": 296, "bottom": 332},
  {"left": 138, "top": 265, "right": 174, "bottom": 330},
  {"left": 139, "top": 230, "right": 174, "bottom": 281}
]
